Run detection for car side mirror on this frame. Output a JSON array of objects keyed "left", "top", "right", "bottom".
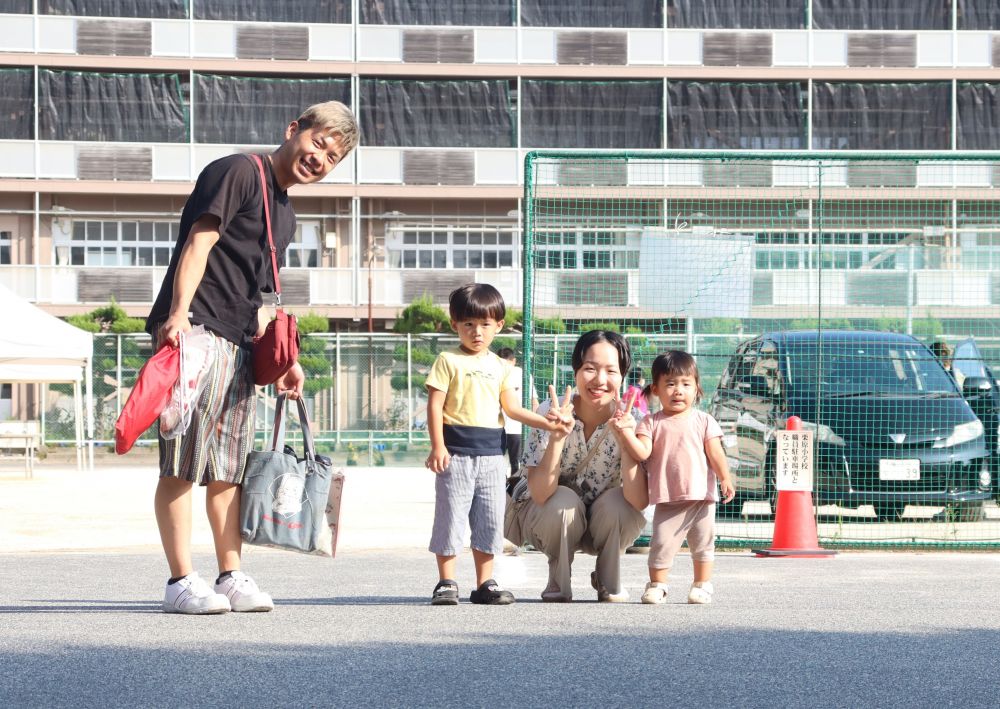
[
  {"left": 962, "top": 376, "right": 993, "bottom": 397},
  {"left": 742, "top": 374, "right": 771, "bottom": 398}
]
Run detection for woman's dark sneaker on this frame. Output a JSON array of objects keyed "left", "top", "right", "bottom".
[
  {"left": 469, "top": 579, "right": 515, "bottom": 605},
  {"left": 431, "top": 579, "right": 459, "bottom": 605}
]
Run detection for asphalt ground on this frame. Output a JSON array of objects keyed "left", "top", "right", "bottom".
[
  {"left": 2, "top": 549, "right": 1000, "bottom": 708},
  {"left": 2, "top": 463, "right": 1000, "bottom": 707}
]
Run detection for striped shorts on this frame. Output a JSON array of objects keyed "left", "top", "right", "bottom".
[
  {"left": 157, "top": 332, "right": 256, "bottom": 486},
  {"left": 429, "top": 453, "right": 507, "bottom": 556}
]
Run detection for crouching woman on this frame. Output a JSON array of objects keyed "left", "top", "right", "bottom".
[{"left": 504, "top": 330, "right": 647, "bottom": 602}]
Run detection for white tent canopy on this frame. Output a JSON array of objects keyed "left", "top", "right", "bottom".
[{"left": 0, "top": 283, "right": 94, "bottom": 468}]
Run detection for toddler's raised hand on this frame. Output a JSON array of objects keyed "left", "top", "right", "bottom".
[{"left": 611, "top": 390, "right": 638, "bottom": 438}]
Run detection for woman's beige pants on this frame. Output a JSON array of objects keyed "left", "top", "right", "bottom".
[{"left": 505, "top": 485, "right": 646, "bottom": 600}]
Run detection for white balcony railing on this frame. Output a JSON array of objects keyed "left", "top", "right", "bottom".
[
  {"left": 1, "top": 13, "right": 996, "bottom": 69},
  {"left": 4, "top": 264, "right": 996, "bottom": 312}
]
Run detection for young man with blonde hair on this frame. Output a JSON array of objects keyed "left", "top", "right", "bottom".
[{"left": 145, "top": 101, "right": 358, "bottom": 614}]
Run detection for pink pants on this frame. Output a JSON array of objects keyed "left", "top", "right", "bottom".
[{"left": 648, "top": 500, "right": 716, "bottom": 570}]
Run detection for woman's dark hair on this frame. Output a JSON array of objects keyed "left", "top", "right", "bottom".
[
  {"left": 571, "top": 330, "right": 632, "bottom": 378},
  {"left": 449, "top": 283, "right": 505, "bottom": 322},
  {"left": 645, "top": 350, "right": 703, "bottom": 403}
]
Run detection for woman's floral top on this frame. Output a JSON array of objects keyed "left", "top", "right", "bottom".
[{"left": 520, "top": 399, "right": 624, "bottom": 506}]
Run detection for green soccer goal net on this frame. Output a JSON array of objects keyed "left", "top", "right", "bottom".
[{"left": 522, "top": 151, "right": 1000, "bottom": 549}]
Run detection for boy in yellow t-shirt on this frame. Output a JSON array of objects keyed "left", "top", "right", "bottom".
[{"left": 425, "top": 283, "right": 560, "bottom": 605}]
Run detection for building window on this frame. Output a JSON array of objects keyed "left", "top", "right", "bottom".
[
  {"left": 752, "top": 232, "right": 918, "bottom": 270},
  {"left": 0, "top": 231, "right": 11, "bottom": 265},
  {"left": 2, "top": 1, "right": 32, "bottom": 14},
  {"left": 811, "top": 0, "right": 949, "bottom": 30},
  {"left": 360, "top": 79, "right": 516, "bottom": 148},
  {"left": 959, "top": 230, "right": 1000, "bottom": 270},
  {"left": 667, "top": 81, "right": 806, "bottom": 150},
  {"left": 0, "top": 68, "right": 33, "bottom": 140},
  {"left": 536, "top": 229, "right": 639, "bottom": 270},
  {"left": 667, "top": 0, "right": 805, "bottom": 29},
  {"left": 195, "top": 75, "right": 351, "bottom": 145},
  {"left": 361, "top": 0, "right": 512, "bottom": 26},
  {"left": 39, "top": 0, "right": 188, "bottom": 19},
  {"left": 959, "top": 1, "right": 1000, "bottom": 30},
  {"left": 0, "top": 383, "right": 10, "bottom": 421},
  {"left": 39, "top": 70, "right": 188, "bottom": 143},
  {"left": 521, "top": 0, "right": 661, "bottom": 28},
  {"left": 521, "top": 80, "right": 663, "bottom": 149},
  {"left": 286, "top": 222, "right": 322, "bottom": 268},
  {"left": 386, "top": 227, "right": 517, "bottom": 269},
  {"left": 55, "top": 220, "right": 176, "bottom": 267},
  {"left": 957, "top": 83, "right": 1000, "bottom": 150},
  {"left": 812, "top": 82, "right": 951, "bottom": 150},
  {"left": 192, "top": 0, "right": 350, "bottom": 23}
]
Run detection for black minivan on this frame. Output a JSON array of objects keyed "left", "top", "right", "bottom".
[{"left": 709, "top": 331, "right": 992, "bottom": 521}]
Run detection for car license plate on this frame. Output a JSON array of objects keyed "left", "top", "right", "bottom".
[{"left": 879, "top": 459, "right": 920, "bottom": 481}]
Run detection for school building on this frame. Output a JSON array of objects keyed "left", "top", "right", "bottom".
[{"left": 3, "top": 1, "right": 1000, "bottom": 417}]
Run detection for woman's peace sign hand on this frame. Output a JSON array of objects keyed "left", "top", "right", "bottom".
[{"left": 545, "top": 385, "right": 575, "bottom": 440}]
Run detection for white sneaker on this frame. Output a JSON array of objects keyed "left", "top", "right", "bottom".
[
  {"left": 641, "top": 582, "right": 669, "bottom": 605},
  {"left": 163, "top": 573, "right": 231, "bottom": 615},
  {"left": 688, "top": 582, "right": 714, "bottom": 605},
  {"left": 214, "top": 571, "right": 274, "bottom": 612}
]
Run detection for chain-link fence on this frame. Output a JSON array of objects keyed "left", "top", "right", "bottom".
[
  {"left": 43, "top": 331, "right": 751, "bottom": 464},
  {"left": 34, "top": 325, "right": 1000, "bottom": 547},
  {"left": 523, "top": 151, "right": 1000, "bottom": 548}
]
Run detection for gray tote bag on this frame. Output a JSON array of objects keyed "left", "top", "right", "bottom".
[{"left": 241, "top": 394, "right": 344, "bottom": 557}]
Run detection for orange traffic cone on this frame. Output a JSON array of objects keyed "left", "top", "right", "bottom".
[{"left": 753, "top": 416, "right": 836, "bottom": 558}]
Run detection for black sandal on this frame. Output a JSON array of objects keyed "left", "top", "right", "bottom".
[
  {"left": 431, "top": 579, "right": 459, "bottom": 606},
  {"left": 470, "top": 579, "right": 515, "bottom": 605}
]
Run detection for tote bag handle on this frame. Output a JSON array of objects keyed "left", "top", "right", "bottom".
[{"left": 270, "top": 394, "right": 318, "bottom": 467}]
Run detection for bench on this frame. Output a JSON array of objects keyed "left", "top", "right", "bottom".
[{"left": 0, "top": 421, "right": 41, "bottom": 479}]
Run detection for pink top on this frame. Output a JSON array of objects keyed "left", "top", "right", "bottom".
[
  {"left": 624, "top": 385, "right": 649, "bottom": 416},
  {"left": 635, "top": 408, "right": 724, "bottom": 504}
]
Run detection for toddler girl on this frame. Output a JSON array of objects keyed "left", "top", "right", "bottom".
[{"left": 616, "top": 350, "right": 735, "bottom": 604}]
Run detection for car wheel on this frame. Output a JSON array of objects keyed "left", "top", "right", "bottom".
[
  {"left": 873, "top": 501, "right": 905, "bottom": 522},
  {"left": 947, "top": 501, "right": 985, "bottom": 523}
]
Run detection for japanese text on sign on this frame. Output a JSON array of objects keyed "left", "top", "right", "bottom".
[{"left": 775, "top": 429, "right": 814, "bottom": 492}]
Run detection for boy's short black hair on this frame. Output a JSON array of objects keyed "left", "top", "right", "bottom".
[
  {"left": 449, "top": 283, "right": 506, "bottom": 322},
  {"left": 497, "top": 347, "right": 516, "bottom": 360}
]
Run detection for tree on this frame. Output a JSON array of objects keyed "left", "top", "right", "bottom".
[
  {"left": 59, "top": 300, "right": 147, "bottom": 439},
  {"left": 577, "top": 321, "right": 620, "bottom": 333},
  {"left": 294, "top": 313, "right": 333, "bottom": 396},
  {"left": 533, "top": 316, "right": 567, "bottom": 334},
  {"left": 504, "top": 308, "right": 523, "bottom": 331},
  {"left": 388, "top": 294, "right": 450, "bottom": 430},
  {"left": 66, "top": 297, "right": 146, "bottom": 334},
  {"left": 392, "top": 293, "right": 449, "bottom": 334}
]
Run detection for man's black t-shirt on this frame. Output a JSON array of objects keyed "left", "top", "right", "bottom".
[{"left": 146, "top": 153, "right": 296, "bottom": 346}]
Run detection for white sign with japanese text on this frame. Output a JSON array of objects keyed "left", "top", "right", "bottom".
[{"left": 775, "top": 429, "right": 814, "bottom": 492}]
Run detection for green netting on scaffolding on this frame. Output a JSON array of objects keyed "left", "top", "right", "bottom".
[{"left": 523, "top": 150, "right": 1000, "bottom": 548}]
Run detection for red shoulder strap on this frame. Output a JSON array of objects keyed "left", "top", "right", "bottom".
[{"left": 250, "top": 154, "right": 281, "bottom": 306}]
